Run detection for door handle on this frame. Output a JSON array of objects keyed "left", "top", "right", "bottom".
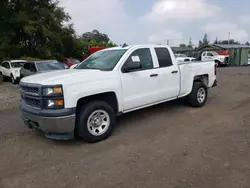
[
  {"left": 171, "top": 70, "right": 178, "bottom": 74},
  {"left": 150, "top": 74, "right": 158, "bottom": 77}
]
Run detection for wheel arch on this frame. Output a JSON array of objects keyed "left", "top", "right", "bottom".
[{"left": 76, "top": 92, "right": 119, "bottom": 115}]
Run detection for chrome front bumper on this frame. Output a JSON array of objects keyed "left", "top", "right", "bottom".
[
  {"left": 20, "top": 101, "right": 76, "bottom": 140},
  {"left": 21, "top": 111, "right": 75, "bottom": 134}
]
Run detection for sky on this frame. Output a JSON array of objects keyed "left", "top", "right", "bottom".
[{"left": 60, "top": 0, "right": 250, "bottom": 46}]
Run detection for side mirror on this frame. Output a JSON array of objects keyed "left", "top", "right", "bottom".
[
  {"left": 123, "top": 61, "right": 141, "bottom": 72},
  {"left": 123, "top": 56, "right": 142, "bottom": 72}
]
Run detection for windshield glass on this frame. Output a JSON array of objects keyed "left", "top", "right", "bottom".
[
  {"left": 69, "top": 59, "right": 80, "bottom": 63},
  {"left": 76, "top": 49, "right": 127, "bottom": 70},
  {"left": 36, "top": 61, "right": 66, "bottom": 71},
  {"left": 11, "top": 62, "right": 25, "bottom": 68},
  {"left": 212, "top": 52, "right": 219, "bottom": 56},
  {"left": 175, "top": 54, "right": 187, "bottom": 58}
]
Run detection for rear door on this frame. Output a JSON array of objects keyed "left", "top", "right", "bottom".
[{"left": 153, "top": 47, "right": 180, "bottom": 101}]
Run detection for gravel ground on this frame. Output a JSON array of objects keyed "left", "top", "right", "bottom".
[
  {"left": 0, "top": 81, "right": 20, "bottom": 109},
  {"left": 0, "top": 67, "right": 250, "bottom": 188}
]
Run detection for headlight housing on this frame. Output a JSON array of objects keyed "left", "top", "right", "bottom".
[
  {"left": 45, "top": 99, "right": 64, "bottom": 109},
  {"left": 43, "top": 86, "right": 63, "bottom": 96},
  {"left": 42, "top": 85, "right": 64, "bottom": 109}
]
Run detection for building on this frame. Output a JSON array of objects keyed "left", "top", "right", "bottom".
[{"left": 197, "top": 44, "right": 250, "bottom": 66}]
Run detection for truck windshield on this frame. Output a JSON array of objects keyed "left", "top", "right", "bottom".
[
  {"left": 76, "top": 49, "right": 127, "bottom": 71},
  {"left": 212, "top": 52, "right": 219, "bottom": 56},
  {"left": 11, "top": 62, "right": 25, "bottom": 68},
  {"left": 37, "top": 62, "right": 65, "bottom": 71},
  {"left": 69, "top": 59, "right": 80, "bottom": 63}
]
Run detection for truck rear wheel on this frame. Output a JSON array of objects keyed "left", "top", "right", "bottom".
[
  {"left": 188, "top": 82, "right": 207, "bottom": 107},
  {"left": 75, "top": 101, "right": 116, "bottom": 143}
]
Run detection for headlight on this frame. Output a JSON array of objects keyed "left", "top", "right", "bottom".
[
  {"left": 46, "top": 99, "right": 64, "bottom": 108},
  {"left": 43, "top": 86, "right": 63, "bottom": 96}
]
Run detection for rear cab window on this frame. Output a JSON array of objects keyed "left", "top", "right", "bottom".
[{"left": 154, "top": 47, "right": 173, "bottom": 67}]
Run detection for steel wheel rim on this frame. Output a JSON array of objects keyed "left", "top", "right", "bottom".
[
  {"left": 87, "top": 110, "right": 110, "bottom": 136},
  {"left": 197, "top": 88, "right": 206, "bottom": 103}
]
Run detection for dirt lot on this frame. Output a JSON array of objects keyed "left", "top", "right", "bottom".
[{"left": 0, "top": 67, "right": 250, "bottom": 188}]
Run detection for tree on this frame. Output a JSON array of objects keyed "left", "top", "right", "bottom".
[
  {"left": 198, "top": 40, "right": 203, "bottom": 47},
  {"left": 187, "top": 38, "right": 193, "bottom": 48},
  {"left": 202, "top": 34, "right": 209, "bottom": 45},
  {"left": 217, "top": 39, "right": 240, "bottom": 45},
  {"left": 80, "top": 30, "right": 110, "bottom": 43},
  {"left": 245, "top": 42, "right": 250, "bottom": 45},
  {"left": 179, "top": 43, "right": 187, "bottom": 47},
  {"left": 214, "top": 37, "right": 218, "bottom": 44}
]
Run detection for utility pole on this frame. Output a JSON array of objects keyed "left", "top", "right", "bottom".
[{"left": 228, "top": 32, "right": 231, "bottom": 44}]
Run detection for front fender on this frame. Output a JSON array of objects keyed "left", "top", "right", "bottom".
[{"left": 63, "top": 79, "right": 123, "bottom": 112}]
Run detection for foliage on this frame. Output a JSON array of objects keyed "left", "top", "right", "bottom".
[
  {"left": 20, "top": 57, "right": 41, "bottom": 61},
  {"left": 187, "top": 38, "right": 193, "bottom": 48},
  {"left": 0, "top": 1, "right": 116, "bottom": 60},
  {"left": 179, "top": 44, "right": 187, "bottom": 47},
  {"left": 216, "top": 39, "right": 240, "bottom": 45},
  {"left": 80, "top": 30, "right": 110, "bottom": 43}
]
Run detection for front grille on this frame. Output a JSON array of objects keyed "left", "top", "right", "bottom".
[
  {"left": 24, "top": 98, "right": 41, "bottom": 109},
  {"left": 20, "top": 86, "right": 39, "bottom": 95}
]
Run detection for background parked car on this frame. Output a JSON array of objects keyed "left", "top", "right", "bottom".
[
  {"left": 20, "top": 60, "right": 66, "bottom": 79},
  {"left": 175, "top": 53, "right": 196, "bottom": 62},
  {"left": 0, "top": 60, "right": 26, "bottom": 84},
  {"left": 61, "top": 58, "right": 80, "bottom": 67}
]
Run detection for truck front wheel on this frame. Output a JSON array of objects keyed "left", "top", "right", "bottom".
[
  {"left": 188, "top": 82, "right": 208, "bottom": 107},
  {"left": 76, "top": 101, "right": 116, "bottom": 143}
]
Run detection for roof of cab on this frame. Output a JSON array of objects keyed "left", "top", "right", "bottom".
[
  {"left": 103, "top": 44, "right": 167, "bottom": 51},
  {"left": 5, "top": 60, "right": 27, "bottom": 63}
]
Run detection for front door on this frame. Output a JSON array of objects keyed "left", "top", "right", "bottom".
[{"left": 120, "top": 48, "right": 160, "bottom": 111}]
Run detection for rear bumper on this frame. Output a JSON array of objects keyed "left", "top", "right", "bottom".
[{"left": 20, "top": 101, "right": 76, "bottom": 140}]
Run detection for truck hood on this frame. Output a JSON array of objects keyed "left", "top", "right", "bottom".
[{"left": 20, "top": 69, "right": 115, "bottom": 85}]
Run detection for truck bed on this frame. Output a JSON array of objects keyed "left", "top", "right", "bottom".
[{"left": 178, "top": 60, "right": 216, "bottom": 97}]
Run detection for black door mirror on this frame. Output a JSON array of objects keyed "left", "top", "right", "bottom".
[
  {"left": 123, "top": 56, "right": 142, "bottom": 72},
  {"left": 123, "top": 61, "right": 141, "bottom": 72}
]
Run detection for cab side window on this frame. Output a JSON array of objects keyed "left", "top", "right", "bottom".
[
  {"left": 2, "top": 62, "right": 10, "bottom": 69},
  {"left": 124, "top": 48, "right": 153, "bottom": 71},
  {"left": 23, "top": 63, "right": 31, "bottom": 70},
  {"left": 30, "top": 63, "right": 37, "bottom": 72},
  {"left": 154, "top": 47, "right": 173, "bottom": 67},
  {"left": 207, "top": 52, "right": 213, "bottom": 57}
]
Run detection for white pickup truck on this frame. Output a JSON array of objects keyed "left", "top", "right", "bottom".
[
  {"left": 20, "top": 45, "right": 217, "bottom": 142},
  {"left": 201, "top": 51, "right": 229, "bottom": 67}
]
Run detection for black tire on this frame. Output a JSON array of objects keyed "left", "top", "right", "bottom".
[
  {"left": 215, "top": 60, "right": 221, "bottom": 67},
  {"left": 11, "top": 74, "right": 17, "bottom": 84},
  {"left": 188, "top": 81, "right": 208, "bottom": 107},
  {"left": 75, "top": 101, "right": 116, "bottom": 143}
]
